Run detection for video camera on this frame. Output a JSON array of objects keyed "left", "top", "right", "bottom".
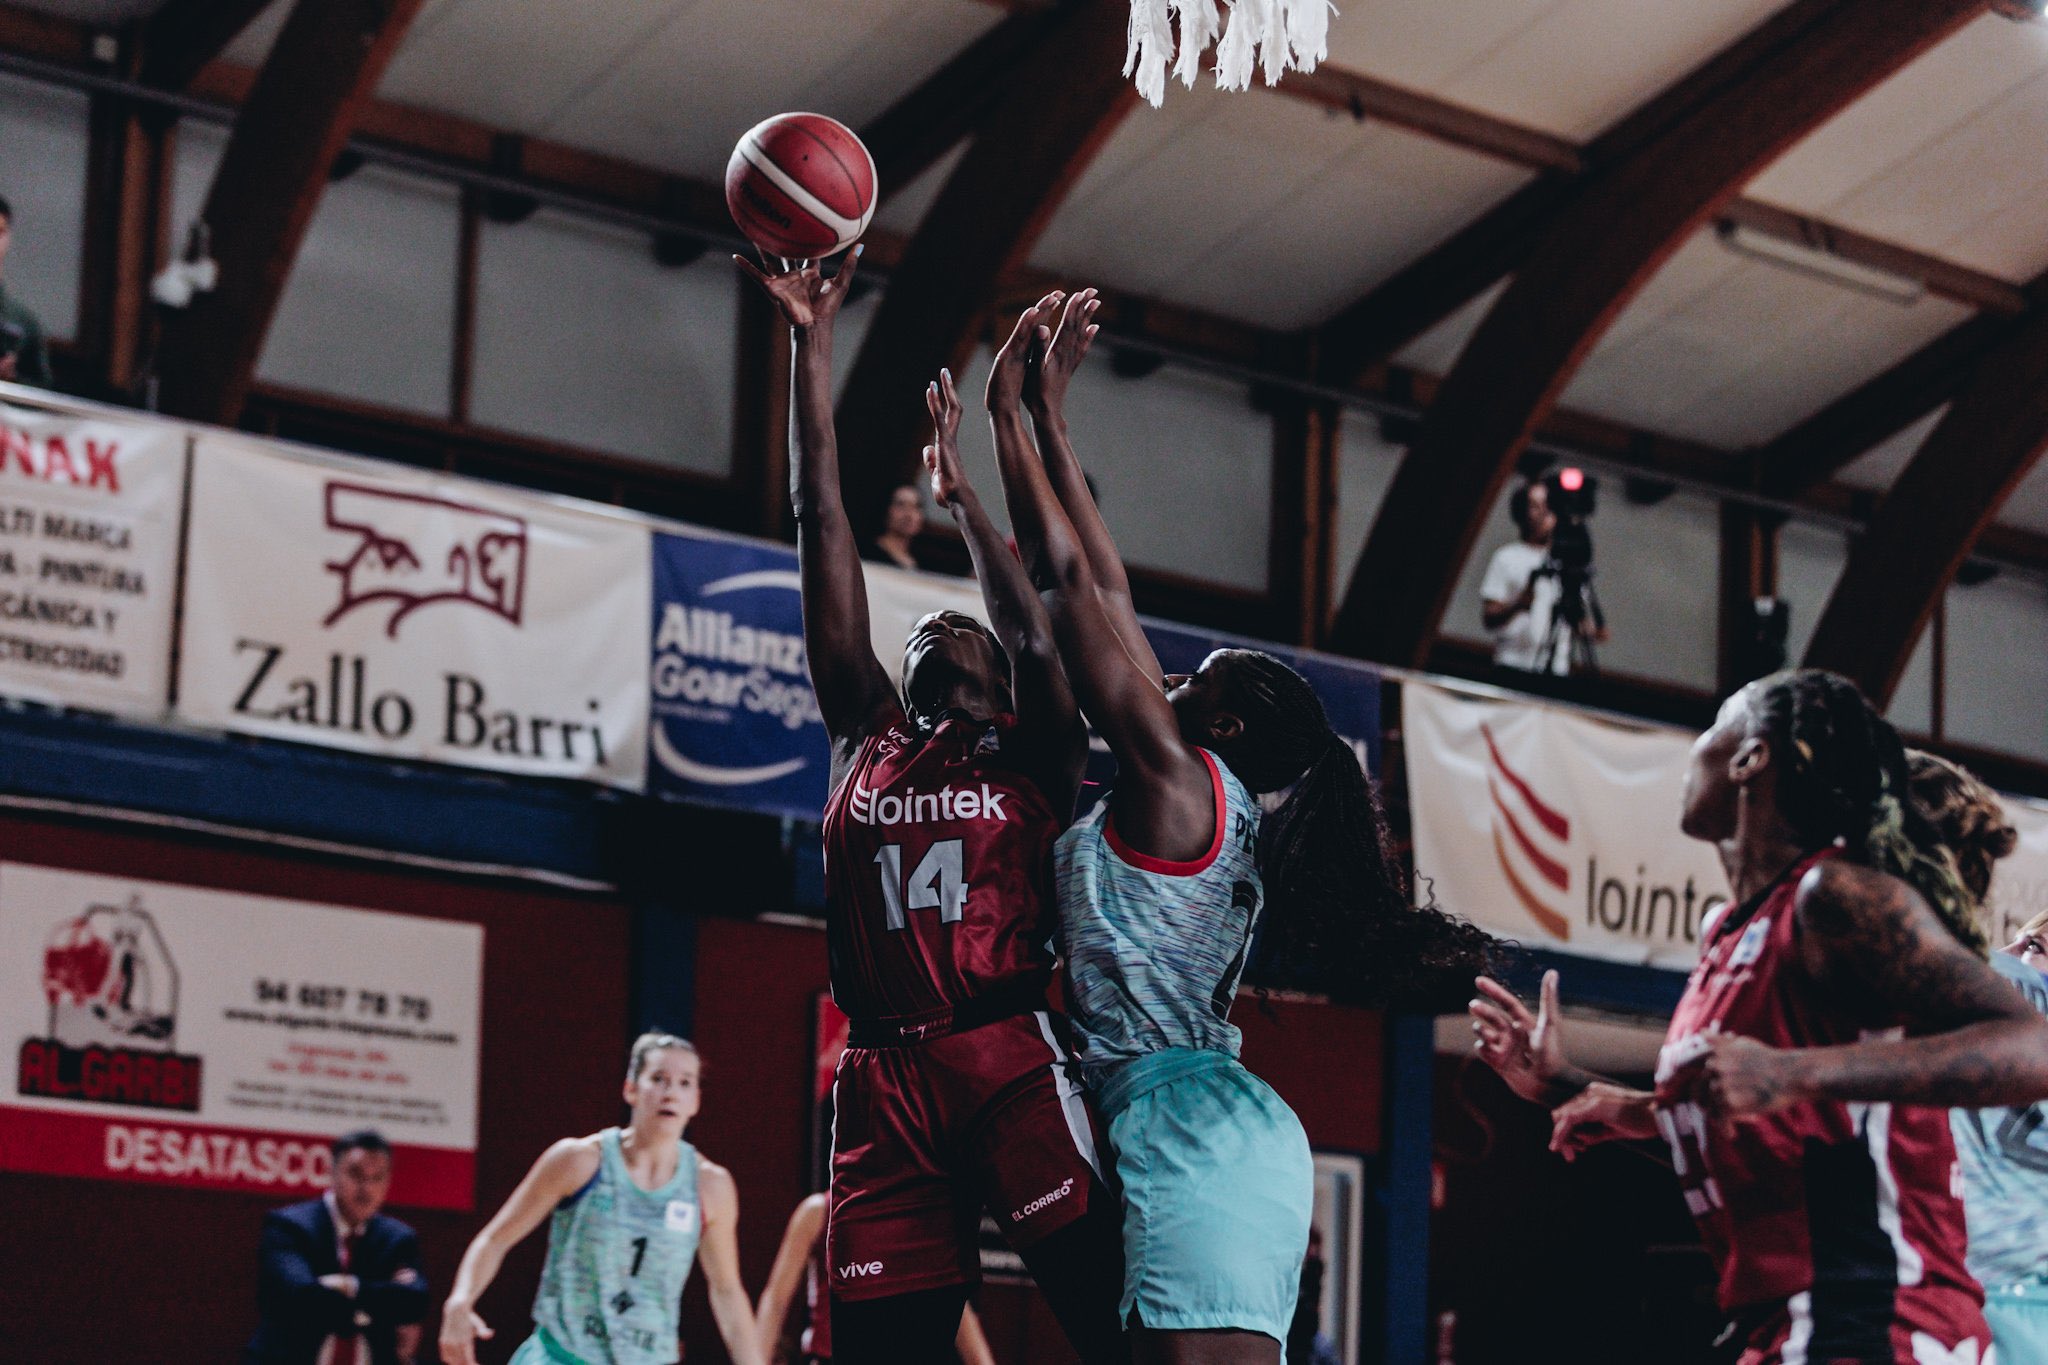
[{"left": 1543, "top": 465, "right": 1596, "bottom": 586}]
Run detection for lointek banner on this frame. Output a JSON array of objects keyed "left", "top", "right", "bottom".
[
  {"left": 1403, "top": 681, "right": 1729, "bottom": 971},
  {"left": 0, "top": 401, "right": 185, "bottom": 717},
  {"left": 179, "top": 434, "right": 649, "bottom": 787},
  {"left": 0, "top": 862, "right": 483, "bottom": 1209}
]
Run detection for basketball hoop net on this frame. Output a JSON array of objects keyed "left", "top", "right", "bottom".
[{"left": 1125, "top": 0, "right": 1333, "bottom": 107}]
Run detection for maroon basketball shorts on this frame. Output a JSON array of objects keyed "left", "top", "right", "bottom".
[{"left": 827, "top": 1009, "right": 1105, "bottom": 1302}]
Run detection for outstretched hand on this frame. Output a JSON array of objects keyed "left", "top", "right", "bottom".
[
  {"left": 987, "top": 291, "right": 1063, "bottom": 414},
  {"left": 1470, "top": 970, "right": 1570, "bottom": 1107},
  {"left": 1027, "top": 287, "right": 1100, "bottom": 415},
  {"left": 733, "top": 245, "right": 863, "bottom": 332},
  {"left": 1548, "top": 1081, "right": 1658, "bottom": 1161},
  {"left": 923, "top": 368, "right": 969, "bottom": 509}
]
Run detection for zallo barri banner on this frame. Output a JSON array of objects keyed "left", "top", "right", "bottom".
[
  {"left": 179, "top": 433, "right": 649, "bottom": 787},
  {"left": 1403, "top": 681, "right": 1729, "bottom": 971},
  {"left": 0, "top": 863, "right": 483, "bottom": 1209},
  {"left": 0, "top": 400, "right": 186, "bottom": 716}
]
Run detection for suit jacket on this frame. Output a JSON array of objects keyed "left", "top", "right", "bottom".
[{"left": 244, "top": 1198, "right": 429, "bottom": 1365}]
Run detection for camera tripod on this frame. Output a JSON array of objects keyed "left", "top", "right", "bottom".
[{"left": 1532, "top": 567, "right": 1604, "bottom": 677}]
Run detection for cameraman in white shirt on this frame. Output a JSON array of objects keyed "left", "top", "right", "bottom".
[{"left": 1481, "top": 479, "right": 1572, "bottom": 679}]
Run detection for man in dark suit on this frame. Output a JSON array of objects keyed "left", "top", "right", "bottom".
[{"left": 246, "top": 1130, "right": 431, "bottom": 1365}]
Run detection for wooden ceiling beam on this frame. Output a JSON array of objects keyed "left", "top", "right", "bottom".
[
  {"left": 1802, "top": 305, "right": 2048, "bottom": 704},
  {"left": 154, "top": 0, "right": 424, "bottom": 425},
  {"left": 831, "top": 0, "right": 1138, "bottom": 536},
  {"left": 138, "top": 0, "right": 276, "bottom": 90},
  {"left": 858, "top": 3, "right": 1071, "bottom": 201},
  {"left": 1327, "top": 0, "right": 1986, "bottom": 669}
]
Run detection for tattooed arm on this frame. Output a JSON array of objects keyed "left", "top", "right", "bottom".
[{"left": 1669, "top": 860, "right": 2048, "bottom": 1120}]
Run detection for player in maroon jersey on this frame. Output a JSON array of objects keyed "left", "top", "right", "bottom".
[
  {"left": 1537, "top": 670, "right": 2048, "bottom": 1363},
  {"left": 735, "top": 250, "right": 1125, "bottom": 1365}
]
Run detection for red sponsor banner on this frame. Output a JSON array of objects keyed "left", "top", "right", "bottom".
[{"left": 0, "top": 1103, "right": 475, "bottom": 1209}]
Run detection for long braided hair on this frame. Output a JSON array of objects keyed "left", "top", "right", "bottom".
[
  {"left": 1907, "top": 749, "right": 2017, "bottom": 915},
  {"left": 1747, "top": 670, "right": 1985, "bottom": 954},
  {"left": 1211, "top": 651, "right": 1503, "bottom": 1012}
]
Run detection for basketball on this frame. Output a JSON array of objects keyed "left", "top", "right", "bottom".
[{"left": 725, "top": 112, "right": 877, "bottom": 261}]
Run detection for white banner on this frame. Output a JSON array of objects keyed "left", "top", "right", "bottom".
[
  {"left": 0, "top": 863, "right": 483, "bottom": 1208},
  {"left": 1404, "top": 682, "right": 1731, "bottom": 971},
  {"left": 178, "top": 434, "right": 649, "bottom": 787},
  {"left": 0, "top": 402, "right": 185, "bottom": 716}
]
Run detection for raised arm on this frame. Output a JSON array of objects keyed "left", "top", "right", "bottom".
[
  {"left": 1671, "top": 861, "right": 2048, "bottom": 1119},
  {"left": 986, "top": 298, "right": 1210, "bottom": 856},
  {"left": 1025, "top": 287, "right": 1163, "bottom": 683},
  {"left": 925, "top": 367, "right": 1084, "bottom": 812},
  {"left": 439, "top": 1138, "right": 598, "bottom": 1365},
  {"left": 1469, "top": 970, "right": 1616, "bottom": 1109},
  {"left": 735, "top": 250, "right": 895, "bottom": 760}
]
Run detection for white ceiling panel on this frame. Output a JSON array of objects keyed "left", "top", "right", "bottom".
[
  {"left": 1321, "top": 0, "right": 1791, "bottom": 140},
  {"left": 1833, "top": 408, "right": 1945, "bottom": 492},
  {"left": 1393, "top": 279, "right": 1506, "bottom": 376},
  {"left": 375, "top": 0, "right": 693, "bottom": 135},
  {"left": 1992, "top": 455, "right": 2048, "bottom": 537},
  {"left": 1031, "top": 87, "right": 1529, "bottom": 328},
  {"left": 1560, "top": 230, "right": 1970, "bottom": 447},
  {"left": 536, "top": 0, "right": 999, "bottom": 180},
  {"left": 871, "top": 140, "right": 967, "bottom": 238},
  {"left": 1747, "top": 16, "right": 2048, "bottom": 268}
]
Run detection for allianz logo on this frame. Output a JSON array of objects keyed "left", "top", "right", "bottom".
[
  {"left": 654, "top": 604, "right": 805, "bottom": 677},
  {"left": 849, "top": 782, "right": 1010, "bottom": 827}
]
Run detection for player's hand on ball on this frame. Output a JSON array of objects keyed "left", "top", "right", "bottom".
[
  {"left": 1548, "top": 1081, "right": 1658, "bottom": 1161},
  {"left": 924, "top": 369, "right": 968, "bottom": 508},
  {"left": 438, "top": 1304, "right": 492, "bottom": 1365},
  {"left": 1028, "top": 287, "right": 1100, "bottom": 415},
  {"left": 732, "top": 244, "right": 861, "bottom": 332},
  {"left": 1665, "top": 1033, "right": 1803, "bottom": 1123},
  {"left": 987, "top": 291, "right": 1062, "bottom": 413}
]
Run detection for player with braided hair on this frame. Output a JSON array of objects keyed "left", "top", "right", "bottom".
[
  {"left": 986, "top": 289, "right": 1499, "bottom": 1362},
  {"left": 1539, "top": 669, "right": 2048, "bottom": 1364}
]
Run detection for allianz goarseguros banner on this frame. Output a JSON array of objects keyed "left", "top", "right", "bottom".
[{"left": 1404, "top": 680, "right": 2048, "bottom": 972}]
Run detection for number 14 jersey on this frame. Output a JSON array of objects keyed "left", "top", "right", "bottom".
[{"left": 820, "top": 711, "right": 1061, "bottom": 1021}]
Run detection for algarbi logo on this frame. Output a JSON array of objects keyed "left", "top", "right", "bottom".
[{"left": 1483, "top": 723, "right": 1572, "bottom": 940}]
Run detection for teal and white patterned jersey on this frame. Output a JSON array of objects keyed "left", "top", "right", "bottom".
[
  {"left": 529, "top": 1129, "right": 702, "bottom": 1365},
  {"left": 1952, "top": 953, "right": 2048, "bottom": 1289},
  {"left": 1053, "top": 749, "right": 1263, "bottom": 1089}
]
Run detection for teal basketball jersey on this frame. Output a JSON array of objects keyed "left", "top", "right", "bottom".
[{"left": 530, "top": 1129, "right": 702, "bottom": 1365}]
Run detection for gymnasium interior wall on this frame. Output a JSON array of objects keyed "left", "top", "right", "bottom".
[{"left": 0, "top": 71, "right": 88, "bottom": 342}]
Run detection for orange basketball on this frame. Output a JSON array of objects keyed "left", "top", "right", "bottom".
[{"left": 725, "top": 112, "right": 877, "bottom": 261}]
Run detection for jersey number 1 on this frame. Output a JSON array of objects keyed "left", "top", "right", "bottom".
[{"left": 874, "top": 839, "right": 968, "bottom": 931}]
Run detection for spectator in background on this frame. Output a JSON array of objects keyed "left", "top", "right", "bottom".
[
  {"left": 0, "top": 195, "right": 53, "bottom": 388},
  {"left": 245, "top": 1129, "right": 430, "bottom": 1365},
  {"left": 864, "top": 480, "right": 932, "bottom": 571}
]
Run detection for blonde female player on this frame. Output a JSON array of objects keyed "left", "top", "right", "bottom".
[{"left": 438, "top": 1033, "right": 764, "bottom": 1365}]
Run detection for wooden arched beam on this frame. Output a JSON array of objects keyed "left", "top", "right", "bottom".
[
  {"left": 1328, "top": 0, "right": 1984, "bottom": 667},
  {"left": 1759, "top": 265, "right": 2048, "bottom": 498},
  {"left": 139, "top": 0, "right": 280, "bottom": 90},
  {"left": 1801, "top": 305, "right": 2048, "bottom": 705},
  {"left": 155, "top": 0, "right": 422, "bottom": 426},
  {"left": 832, "top": 0, "right": 1135, "bottom": 536}
]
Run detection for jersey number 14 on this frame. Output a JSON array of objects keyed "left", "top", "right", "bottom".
[{"left": 874, "top": 839, "right": 969, "bottom": 931}]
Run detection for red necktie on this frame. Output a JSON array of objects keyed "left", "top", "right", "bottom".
[{"left": 334, "top": 1230, "right": 362, "bottom": 1345}]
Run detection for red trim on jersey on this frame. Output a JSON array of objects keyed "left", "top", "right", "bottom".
[{"left": 1104, "top": 750, "right": 1227, "bottom": 877}]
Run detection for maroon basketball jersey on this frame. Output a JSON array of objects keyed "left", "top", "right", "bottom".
[
  {"left": 820, "top": 710, "right": 1059, "bottom": 1020},
  {"left": 1656, "top": 849, "right": 1987, "bottom": 1358}
]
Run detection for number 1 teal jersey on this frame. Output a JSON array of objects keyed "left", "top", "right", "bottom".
[{"left": 530, "top": 1129, "right": 701, "bottom": 1364}]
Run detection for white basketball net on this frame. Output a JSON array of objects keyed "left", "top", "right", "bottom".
[{"left": 1125, "top": 0, "right": 1333, "bottom": 107}]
